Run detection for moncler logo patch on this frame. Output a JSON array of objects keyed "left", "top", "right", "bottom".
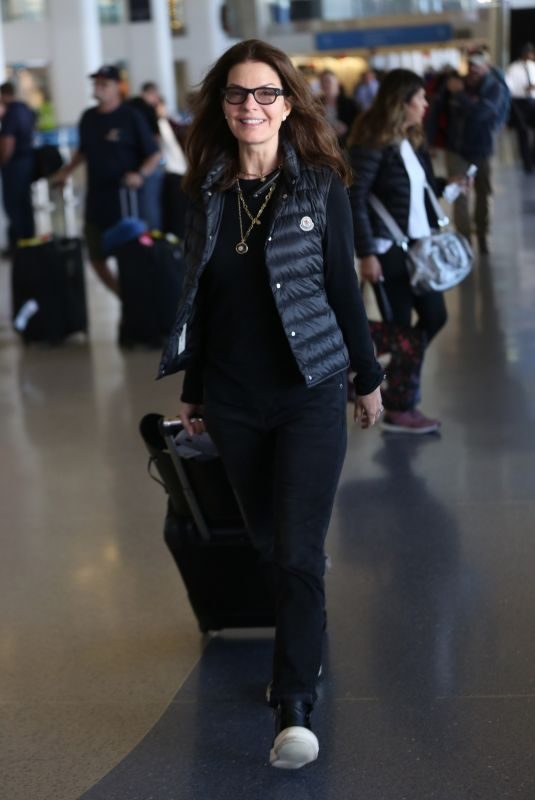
[{"left": 299, "top": 216, "right": 314, "bottom": 232}]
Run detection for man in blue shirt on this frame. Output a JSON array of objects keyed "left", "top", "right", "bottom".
[
  {"left": 0, "top": 82, "right": 36, "bottom": 254},
  {"left": 354, "top": 69, "right": 379, "bottom": 113},
  {"left": 56, "top": 65, "right": 160, "bottom": 295}
]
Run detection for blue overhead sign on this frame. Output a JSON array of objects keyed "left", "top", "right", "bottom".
[{"left": 316, "top": 24, "right": 454, "bottom": 51}]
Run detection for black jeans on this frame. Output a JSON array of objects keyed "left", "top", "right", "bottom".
[
  {"left": 377, "top": 245, "right": 447, "bottom": 411},
  {"left": 1, "top": 155, "right": 35, "bottom": 249},
  {"left": 511, "top": 98, "right": 535, "bottom": 172},
  {"left": 204, "top": 374, "right": 348, "bottom": 707}
]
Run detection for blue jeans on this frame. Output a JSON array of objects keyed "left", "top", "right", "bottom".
[
  {"left": 204, "top": 373, "right": 348, "bottom": 707},
  {"left": 139, "top": 168, "right": 163, "bottom": 231},
  {"left": 1, "top": 155, "right": 35, "bottom": 248}
]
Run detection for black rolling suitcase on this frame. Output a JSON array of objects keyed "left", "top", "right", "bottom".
[
  {"left": 11, "top": 192, "right": 87, "bottom": 344},
  {"left": 112, "top": 190, "right": 185, "bottom": 348},
  {"left": 139, "top": 413, "right": 275, "bottom": 633},
  {"left": 117, "top": 233, "right": 185, "bottom": 348}
]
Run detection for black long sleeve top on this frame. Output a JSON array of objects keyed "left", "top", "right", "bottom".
[{"left": 181, "top": 173, "right": 383, "bottom": 406}]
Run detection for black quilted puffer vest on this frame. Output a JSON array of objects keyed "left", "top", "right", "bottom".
[{"left": 158, "top": 141, "right": 349, "bottom": 387}]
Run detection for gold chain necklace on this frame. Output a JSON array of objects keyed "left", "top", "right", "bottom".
[{"left": 235, "top": 179, "right": 277, "bottom": 255}]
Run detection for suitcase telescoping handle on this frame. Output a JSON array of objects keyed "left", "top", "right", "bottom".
[
  {"left": 120, "top": 187, "right": 140, "bottom": 219},
  {"left": 159, "top": 416, "right": 211, "bottom": 542}
]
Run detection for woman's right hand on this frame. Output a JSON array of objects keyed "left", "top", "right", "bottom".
[
  {"left": 360, "top": 254, "right": 383, "bottom": 283},
  {"left": 179, "top": 402, "right": 205, "bottom": 436}
]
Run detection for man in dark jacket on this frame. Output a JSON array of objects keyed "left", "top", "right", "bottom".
[
  {"left": 426, "top": 51, "right": 510, "bottom": 254},
  {"left": 0, "top": 82, "right": 36, "bottom": 254}
]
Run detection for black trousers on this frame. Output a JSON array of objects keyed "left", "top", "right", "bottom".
[
  {"left": 204, "top": 373, "right": 348, "bottom": 707},
  {"left": 161, "top": 173, "right": 188, "bottom": 239},
  {"left": 377, "top": 245, "right": 447, "bottom": 411},
  {"left": 1, "top": 156, "right": 35, "bottom": 249},
  {"left": 511, "top": 98, "right": 535, "bottom": 172}
]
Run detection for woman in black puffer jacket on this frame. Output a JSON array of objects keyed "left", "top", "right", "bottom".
[
  {"left": 159, "top": 39, "right": 384, "bottom": 770},
  {"left": 348, "top": 68, "right": 466, "bottom": 435}
]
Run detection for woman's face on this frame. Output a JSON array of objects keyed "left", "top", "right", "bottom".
[
  {"left": 223, "top": 60, "right": 291, "bottom": 149},
  {"left": 404, "top": 87, "right": 428, "bottom": 127}
]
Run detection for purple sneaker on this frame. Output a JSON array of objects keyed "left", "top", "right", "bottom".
[{"left": 382, "top": 409, "right": 441, "bottom": 435}]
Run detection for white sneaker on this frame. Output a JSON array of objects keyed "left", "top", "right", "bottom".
[{"left": 270, "top": 726, "right": 319, "bottom": 769}]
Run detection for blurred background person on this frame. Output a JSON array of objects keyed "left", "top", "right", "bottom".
[
  {"left": 54, "top": 65, "right": 160, "bottom": 295},
  {"left": 129, "top": 81, "right": 164, "bottom": 229},
  {"left": 354, "top": 69, "right": 379, "bottom": 113},
  {"left": 506, "top": 42, "right": 535, "bottom": 174},
  {"left": 0, "top": 81, "right": 36, "bottom": 256},
  {"left": 349, "top": 69, "right": 467, "bottom": 435},
  {"left": 426, "top": 51, "right": 510, "bottom": 254},
  {"left": 319, "top": 69, "right": 358, "bottom": 148},
  {"left": 156, "top": 97, "right": 188, "bottom": 238}
]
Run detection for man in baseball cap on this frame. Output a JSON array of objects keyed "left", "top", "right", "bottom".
[
  {"left": 54, "top": 63, "right": 160, "bottom": 297},
  {"left": 88, "top": 65, "right": 121, "bottom": 82}
]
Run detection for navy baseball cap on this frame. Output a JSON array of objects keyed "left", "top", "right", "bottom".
[{"left": 89, "top": 65, "right": 121, "bottom": 81}]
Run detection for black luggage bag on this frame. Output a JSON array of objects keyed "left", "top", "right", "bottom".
[
  {"left": 12, "top": 236, "right": 87, "bottom": 344},
  {"left": 139, "top": 413, "right": 275, "bottom": 633},
  {"left": 117, "top": 235, "right": 185, "bottom": 348}
]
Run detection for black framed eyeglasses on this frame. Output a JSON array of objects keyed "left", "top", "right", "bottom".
[{"left": 221, "top": 86, "right": 288, "bottom": 105}]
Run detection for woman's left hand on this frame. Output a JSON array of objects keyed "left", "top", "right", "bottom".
[{"left": 354, "top": 386, "right": 383, "bottom": 429}]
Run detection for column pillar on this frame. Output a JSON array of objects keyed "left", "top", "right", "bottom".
[
  {"left": 48, "top": 0, "right": 102, "bottom": 126},
  {"left": 224, "top": 0, "right": 269, "bottom": 38},
  {"left": 182, "top": 0, "right": 234, "bottom": 86},
  {"left": 0, "top": 5, "right": 6, "bottom": 82},
  {"left": 0, "top": 7, "right": 8, "bottom": 248},
  {"left": 125, "top": 0, "right": 176, "bottom": 108}
]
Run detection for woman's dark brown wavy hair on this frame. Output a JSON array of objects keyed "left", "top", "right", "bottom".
[
  {"left": 347, "top": 68, "right": 425, "bottom": 151},
  {"left": 182, "top": 39, "right": 350, "bottom": 196}
]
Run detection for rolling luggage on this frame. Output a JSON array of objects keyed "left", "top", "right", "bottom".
[
  {"left": 101, "top": 189, "right": 147, "bottom": 256},
  {"left": 108, "top": 191, "right": 185, "bottom": 348},
  {"left": 139, "top": 413, "right": 275, "bottom": 633},
  {"left": 11, "top": 186, "right": 87, "bottom": 344},
  {"left": 117, "top": 232, "right": 185, "bottom": 348}
]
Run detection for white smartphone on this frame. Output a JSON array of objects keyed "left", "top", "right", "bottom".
[{"left": 466, "top": 164, "right": 478, "bottom": 178}]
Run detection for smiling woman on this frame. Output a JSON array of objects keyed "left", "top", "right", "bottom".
[
  {"left": 181, "top": 38, "right": 349, "bottom": 196},
  {"left": 222, "top": 60, "right": 291, "bottom": 171},
  {"left": 158, "top": 38, "right": 384, "bottom": 772}
]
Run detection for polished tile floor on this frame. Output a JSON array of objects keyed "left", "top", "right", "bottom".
[{"left": 1, "top": 162, "right": 534, "bottom": 800}]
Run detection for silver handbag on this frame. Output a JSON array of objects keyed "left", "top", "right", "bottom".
[{"left": 369, "top": 184, "right": 473, "bottom": 294}]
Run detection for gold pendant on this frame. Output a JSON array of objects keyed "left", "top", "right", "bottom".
[{"left": 236, "top": 241, "right": 248, "bottom": 255}]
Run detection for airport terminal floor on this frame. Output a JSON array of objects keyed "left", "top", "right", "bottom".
[{"left": 1, "top": 159, "right": 534, "bottom": 800}]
